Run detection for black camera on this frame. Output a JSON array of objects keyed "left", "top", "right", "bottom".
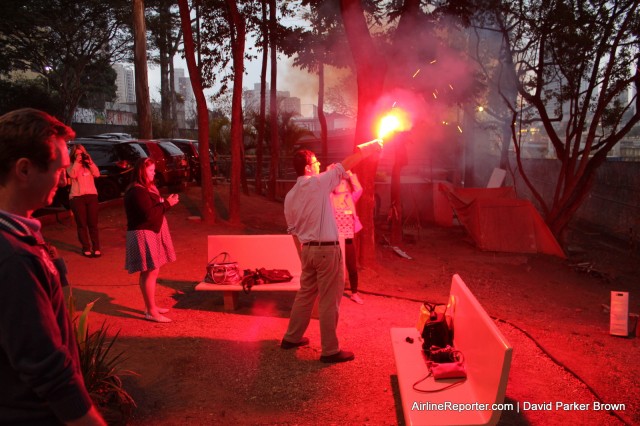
[{"left": 81, "top": 153, "right": 90, "bottom": 162}]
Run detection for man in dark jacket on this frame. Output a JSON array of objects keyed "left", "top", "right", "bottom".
[{"left": 0, "top": 108, "right": 105, "bottom": 425}]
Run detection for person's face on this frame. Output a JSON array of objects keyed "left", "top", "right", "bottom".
[
  {"left": 308, "top": 156, "right": 320, "bottom": 175},
  {"left": 33, "top": 136, "right": 70, "bottom": 208},
  {"left": 145, "top": 163, "right": 156, "bottom": 182},
  {"left": 334, "top": 179, "right": 349, "bottom": 194}
]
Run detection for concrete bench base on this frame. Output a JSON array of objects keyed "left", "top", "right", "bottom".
[{"left": 195, "top": 279, "right": 300, "bottom": 311}]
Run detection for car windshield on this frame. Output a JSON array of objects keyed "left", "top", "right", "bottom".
[
  {"left": 117, "top": 143, "right": 147, "bottom": 159},
  {"left": 158, "top": 142, "right": 184, "bottom": 156},
  {"left": 79, "top": 143, "right": 117, "bottom": 164}
]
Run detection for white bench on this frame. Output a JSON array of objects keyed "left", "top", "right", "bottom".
[
  {"left": 390, "top": 274, "right": 513, "bottom": 425},
  {"left": 195, "top": 235, "right": 301, "bottom": 310}
]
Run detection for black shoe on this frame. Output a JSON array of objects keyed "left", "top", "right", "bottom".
[
  {"left": 280, "top": 337, "right": 309, "bottom": 349},
  {"left": 82, "top": 251, "right": 92, "bottom": 258},
  {"left": 93, "top": 250, "right": 102, "bottom": 258},
  {"left": 320, "top": 350, "right": 355, "bottom": 363}
]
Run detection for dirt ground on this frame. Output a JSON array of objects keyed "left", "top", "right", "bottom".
[{"left": 41, "top": 184, "right": 639, "bottom": 425}]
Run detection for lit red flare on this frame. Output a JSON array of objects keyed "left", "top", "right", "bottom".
[{"left": 376, "top": 109, "right": 411, "bottom": 140}]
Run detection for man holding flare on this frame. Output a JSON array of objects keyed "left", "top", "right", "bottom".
[{"left": 281, "top": 138, "right": 383, "bottom": 363}]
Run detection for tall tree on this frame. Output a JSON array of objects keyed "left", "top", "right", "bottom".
[
  {"left": 255, "top": 0, "right": 269, "bottom": 196},
  {"left": 339, "top": 0, "right": 387, "bottom": 265},
  {"left": 475, "top": 0, "right": 640, "bottom": 239},
  {"left": 337, "top": 0, "right": 476, "bottom": 263},
  {"left": 177, "top": 0, "right": 215, "bottom": 224},
  {"left": 296, "top": 1, "right": 352, "bottom": 165},
  {"left": 225, "top": 0, "right": 247, "bottom": 224},
  {"left": 267, "top": 0, "right": 280, "bottom": 200},
  {"left": 0, "top": 0, "right": 131, "bottom": 124},
  {"left": 133, "top": 0, "right": 153, "bottom": 138},
  {"left": 148, "top": 0, "right": 183, "bottom": 135}
]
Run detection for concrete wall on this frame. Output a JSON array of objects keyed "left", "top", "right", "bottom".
[{"left": 473, "top": 153, "right": 640, "bottom": 241}]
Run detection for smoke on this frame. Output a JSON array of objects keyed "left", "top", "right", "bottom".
[{"left": 276, "top": 58, "right": 354, "bottom": 117}]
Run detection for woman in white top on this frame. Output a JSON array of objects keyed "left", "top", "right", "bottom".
[
  {"left": 330, "top": 170, "right": 364, "bottom": 304},
  {"left": 67, "top": 144, "right": 101, "bottom": 257}
]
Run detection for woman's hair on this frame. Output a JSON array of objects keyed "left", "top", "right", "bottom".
[
  {"left": 333, "top": 177, "right": 353, "bottom": 194},
  {"left": 292, "top": 149, "right": 315, "bottom": 177},
  {"left": 130, "top": 157, "right": 156, "bottom": 189},
  {"left": 70, "top": 144, "right": 90, "bottom": 168}
]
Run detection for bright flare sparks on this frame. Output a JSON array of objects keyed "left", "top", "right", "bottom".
[{"left": 376, "top": 109, "right": 411, "bottom": 140}]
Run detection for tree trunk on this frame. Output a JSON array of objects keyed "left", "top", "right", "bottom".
[
  {"left": 226, "top": 0, "right": 245, "bottom": 224},
  {"left": 268, "top": 0, "right": 279, "bottom": 201},
  {"left": 255, "top": 0, "right": 268, "bottom": 196},
  {"left": 340, "top": 0, "right": 387, "bottom": 266},
  {"left": 133, "top": 0, "right": 153, "bottom": 139},
  {"left": 159, "top": 39, "right": 170, "bottom": 123},
  {"left": 177, "top": 0, "right": 214, "bottom": 224},
  {"left": 318, "top": 62, "right": 328, "bottom": 165}
]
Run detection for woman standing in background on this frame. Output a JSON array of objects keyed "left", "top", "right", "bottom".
[
  {"left": 124, "top": 158, "right": 179, "bottom": 323},
  {"left": 67, "top": 144, "right": 101, "bottom": 257},
  {"left": 330, "top": 170, "right": 364, "bottom": 304}
]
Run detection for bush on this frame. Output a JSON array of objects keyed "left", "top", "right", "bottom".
[{"left": 70, "top": 296, "right": 137, "bottom": 423}]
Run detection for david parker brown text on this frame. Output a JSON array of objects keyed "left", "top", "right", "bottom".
[{"left": 411, "top": 401, "right": 626, "bottom": 413}]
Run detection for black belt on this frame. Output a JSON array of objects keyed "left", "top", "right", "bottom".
[{"left": 303, "top": 241, "right": 339, "bottom": 246}]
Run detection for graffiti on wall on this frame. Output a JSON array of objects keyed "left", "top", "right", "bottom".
[{"left": 72, "top": 107, "right": 134, "bottom": 126}]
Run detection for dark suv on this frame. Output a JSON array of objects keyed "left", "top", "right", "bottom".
[
  {"left": 163, "top": 139, "right": 216, "bottom": 184},
  {"left": 157, "top": 141, "right": 190, "bottom": 185},
  {"left": 67, "top": 139, "right": 148, "bottom": 201},
  {"left": 135, "top": 140, "right": 189, "bottom": 187}
]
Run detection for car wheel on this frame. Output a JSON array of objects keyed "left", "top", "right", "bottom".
[{"left": 96, "top": 179, "right": 120, "bottom": 201}]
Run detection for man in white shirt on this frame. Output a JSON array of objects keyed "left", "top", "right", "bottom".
[{"left": 281, "top": 140, "right": 382, "bottom": 363}]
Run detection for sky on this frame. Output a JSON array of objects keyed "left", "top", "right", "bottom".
[{"left": 146, "top": 48, "right": 322, "bottom": 118}]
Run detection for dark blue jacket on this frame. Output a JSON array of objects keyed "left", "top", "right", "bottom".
[{"left": 0, "top": 212, "right": 92, "bottom": 424}]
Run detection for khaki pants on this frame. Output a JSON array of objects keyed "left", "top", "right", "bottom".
[{"left": 284, "top": 245, "right": 344, "bottom": 356}]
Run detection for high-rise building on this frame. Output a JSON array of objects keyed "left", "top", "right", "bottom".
[
  {"left": 113, "top": 63, "right": 135, "bottom": 104},
  {"left": 243, "top": 83, "right": 301, "bottom": 116},
  {"left": 175, "top": 68, "right": 195, "bottom": 127}
]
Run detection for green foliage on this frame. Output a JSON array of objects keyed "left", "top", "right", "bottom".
[
  {"left": 472, "top": 0, "right": 640, "bottom": 237},
  {"left": 0, "top": 0, "right": 133, "bottom": 123},
  {"left": 68, "top": 292, "right": 136, "bottom": 422},
  {"left": 0, "top": 79, "right": 64, "bottom": 118},
  {"left": 77, "top": 59, "right": 118, "bottom": 110}
]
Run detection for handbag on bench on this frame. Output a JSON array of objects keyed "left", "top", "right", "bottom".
[{"left": 204, "top": 252, "right": 242, "bottom": 285}]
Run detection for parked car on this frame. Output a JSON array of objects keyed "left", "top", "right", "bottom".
[
  {"left": 65, "top": 139, "right": 148, "bottom": 202},
  {"left": 88, "top": 133, "right": 133, "bottom": 140},
  {"left": 164, "top": 138, "right": 216, "bottom": 184},
  {"left": 135, "top": 139, "right": 188, "bottom": 187}
]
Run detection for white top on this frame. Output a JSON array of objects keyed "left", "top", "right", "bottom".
[
  {"left": 66, "top": 162, "right": 100, "bottom": 199},
  {"left": 284, "top": 163, "right": 345, "bottom": 243}
]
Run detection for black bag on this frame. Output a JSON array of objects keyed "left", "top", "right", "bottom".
[
  {"left": 420, "top": 303, "right": 452, "bottom": 352},
  {"left": 241, "top": 268, "right": 293, "bottom": 293},
  {"left": 204, "top": 252, "right": 242, "bottom": 285},
  {"left": 257, "top": 268, "right": 293, "bottom": 283}
]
